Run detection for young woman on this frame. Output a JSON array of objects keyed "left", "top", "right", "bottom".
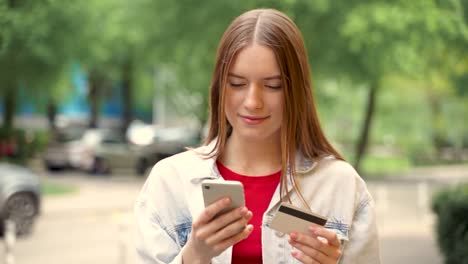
[{"left": 135, "top": 9, "right": 380, "bottom": 264}]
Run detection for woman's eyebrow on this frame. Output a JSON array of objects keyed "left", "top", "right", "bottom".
[
  {"left": 227, "top": 73, "right": 246, "bottom": 79},
  {"left": 228, "top": 73, "right": 281, "bottom": 80},
  {"left": 263, "top": 75, "right": 281, "bottom": 80}
]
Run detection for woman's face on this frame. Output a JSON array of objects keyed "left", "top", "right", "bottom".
[{"left": 224, "top": 43, "right": 284, "bottom": 143}]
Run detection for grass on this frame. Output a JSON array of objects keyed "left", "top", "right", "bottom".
[
  {"left": 361, "top": 155, "right": 411, "bottom": 178},
  {"left": 41, "top": 182, "right": 79, "bottom": 196}
]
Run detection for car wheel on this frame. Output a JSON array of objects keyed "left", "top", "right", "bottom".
[
  {"left": 136, "top": 158, "right": 148, "bottom": 176},
  {"left": 44, "top": 162, "right": 62, "bottom": 172},
  {"left": 5, "top": 193, "right": 37, "bottom": 236},
  {"left": 92, "top": 157, "right": 111, "bottom": 175}
]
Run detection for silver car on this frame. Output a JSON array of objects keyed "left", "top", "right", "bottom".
[
  {"left": 135, "top": 126, "right": 200, "bottom": 175},
  {"left": 0, "top": 163, "right": 41, "bottom": 236},
  {"left": 67, "top": 128, "right": 140, "bottom": 174},
  {"left": 43, "top": 126, "right": 85, "bottom": 171}
]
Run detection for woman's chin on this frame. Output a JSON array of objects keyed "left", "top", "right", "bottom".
[{"left": 233, "top": 130, "right": 279, "bottom": 143}]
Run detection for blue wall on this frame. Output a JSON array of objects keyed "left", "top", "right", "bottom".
[{"left": 0, "top": 62, "right": 151, "bottom": 121}]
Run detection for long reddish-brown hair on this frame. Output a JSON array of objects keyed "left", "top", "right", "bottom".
[{"left": 203, "top": 9, "right": 343, "bottom": 205}]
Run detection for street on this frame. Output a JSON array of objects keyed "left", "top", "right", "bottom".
[
  {"left": 1, "top": 167, "right": 460, "bottom": 264},
  {"left": 1, "top": 171, "right": 142, "bottom": 264}
]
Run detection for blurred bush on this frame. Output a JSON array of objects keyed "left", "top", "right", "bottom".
[
  {"left": 0, "top": 127, "right": 50, "bottom": 165},
  {"left": 432, "top": 184, "right": 468, "bottom": 264}
]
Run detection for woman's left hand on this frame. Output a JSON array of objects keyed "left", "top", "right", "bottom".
[{"left": 288, "top": 225, "right": 342, "bottom": 264}]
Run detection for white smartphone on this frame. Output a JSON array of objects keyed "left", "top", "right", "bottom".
[{"left": 202, "top": 179, "right": 245, "bottom": 217}]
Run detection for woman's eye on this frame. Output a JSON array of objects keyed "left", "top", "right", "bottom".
[
  {"left": 229, "top": 83, "right": 245, "bottom": 87},
  {"left": 266, "top": 85, "right": 282, "bottom": 89}
]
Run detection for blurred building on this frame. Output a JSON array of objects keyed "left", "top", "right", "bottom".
[{"left": 0, "top": 63, "right": 152, "bottom": 130}]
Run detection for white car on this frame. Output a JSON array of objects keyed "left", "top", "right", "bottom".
[{"left": 43, "top": 127, "right": 85, "bottom": 170}]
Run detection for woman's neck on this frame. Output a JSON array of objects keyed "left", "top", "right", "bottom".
[{"left": 218, "top": 134, "right": 282, "bottom": 176}]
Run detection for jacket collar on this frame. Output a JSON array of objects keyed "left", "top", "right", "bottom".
[
  {"left": 189, "top": 140, "right": 221, "bottom": 184},
  {"left": 189, "top": 140, "right": 318, "bottom": 184}
]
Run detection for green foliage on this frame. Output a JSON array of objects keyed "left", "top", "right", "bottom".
[
  {"left": 316, "top": 78, "right": 367, "bottom": 150},
  {"left": 0, "top": 127, "right": 48, "bottom": 165},
  {"left": 432, "top": 184, "right": 468, "bottom": 264},
  {"left": 1, "top": 0, "right": 468, "bottom": 168},
  {"left": 362, "top": 155, "right": 410, "bottom": 177},
  {"left": 138, "top": 0, "right": 246, "bottom": 123},
  {"left": 0, "top": 0, "right": 88, "bottom": 92}
]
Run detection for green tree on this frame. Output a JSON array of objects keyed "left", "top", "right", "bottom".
[
  {"left": 147, "top": 0, "right": 465, "bottom": 171},
  {"left": 77, "top": 0, "right": 160, "bottom": 133},
  {"left": 315, "top": 0, "right": 464, "bottom": 171},
  {"left": 0, "top": 0, "right": 88, "bottom": 129}
]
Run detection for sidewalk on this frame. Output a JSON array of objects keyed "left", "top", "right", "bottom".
[
  {"left": 39, "top": 171, "right": 144, "bottom": 217},
  {"left": 24, "top": 163, "right": 468, "bottom": 264},
  {"left": 370, "top": 163, "right": 468, "bottom": 184},
  {"left": 365, "top": 164, "right": 468, "bottom": 264}
]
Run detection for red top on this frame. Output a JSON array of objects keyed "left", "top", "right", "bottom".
[{"left": 216, "top": 161, "right": 281, "bottom": 264}]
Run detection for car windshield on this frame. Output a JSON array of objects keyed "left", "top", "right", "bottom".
[
  {"left": 81, "top": 129, "right": 125, "bottom": 146},
  {"left": 55, "top": 128, "right": 85, "bottom": 143},
  {"left": 102, "top": 134, "right": 125, "bottom": 144}
]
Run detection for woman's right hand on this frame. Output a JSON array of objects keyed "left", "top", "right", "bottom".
[{"left": 182, "top": 197, "right": 253, "bottom": 264}]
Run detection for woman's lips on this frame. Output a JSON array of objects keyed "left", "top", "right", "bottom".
[{"left": 239, "top": 115, "right": 269, "bottom": 125}]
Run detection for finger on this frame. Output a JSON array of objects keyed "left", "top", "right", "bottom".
[
  {"left": 291, "top": 249, "right": 317, "bottom": 264},
  {"left": 195, "top": 197, "right": 232, "bottom": 226},
  {"left": 289, "top": 233, "right": 335, "bottom": 262},
  {"left": 206, "top": 211, "right": 253, "bottom": 245},
  {"left": 214, "top": 224, "right": 254, "bottom": 252},
  {"left": 289, "top": 232, "right": 342, "bottom": 260},
  {"left": 309, "top": 225, "right": 341, "bottom": 247},
  {"left": 198, "top": 207, "right": 249, "bottom": 239}
]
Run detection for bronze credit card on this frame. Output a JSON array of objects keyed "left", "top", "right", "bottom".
[{"left": 269, "top": 202, "right": 327, "bottom": 234}]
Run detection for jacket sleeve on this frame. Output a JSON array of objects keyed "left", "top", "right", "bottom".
[
  {"left": 134, "top": 161, "right": 185, "bottom": 264},
  {"left": 340, "top": 191, "right": 381, "bottom": 264}
]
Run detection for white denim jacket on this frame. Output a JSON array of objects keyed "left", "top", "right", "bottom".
[{"left": 134, "top": 143, "right": 381, "bottom": 264}]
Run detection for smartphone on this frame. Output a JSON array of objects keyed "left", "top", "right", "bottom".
[
  {"left": 202, "top": 179, "right": 245, "bottom": 217},
  {"left": 269, "top": 202, "right": 327, "bottom": 234}
]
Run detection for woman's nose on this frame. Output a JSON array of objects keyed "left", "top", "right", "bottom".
[{"left": 243, "top": 84, "right": 264, "bottom": 110}]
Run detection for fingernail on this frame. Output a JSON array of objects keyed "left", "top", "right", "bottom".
[
  {"left": 309, "top": 226, "right": 316, "bottom": 232},
  {"left": 239, "top": 207, "right": 247, "bottom": 214},
  {"left": 289, "top": 232, "right": 298, "bottom": 240},
  {"left": 224, "top": 197, "right": 230, "bottom": 204}
]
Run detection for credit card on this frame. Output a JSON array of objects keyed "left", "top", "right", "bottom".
[{"left": 269, "top": 202, "right": 327, "bottom": 234}]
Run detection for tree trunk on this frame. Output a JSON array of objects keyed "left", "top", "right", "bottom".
[
  {"left": 2, "top": 87, "right": 16, "bottom": 130},
  {"left": 121, "top": 59, "right": 133, "bottom": 137},
  {"left": 87, "top": 71, "right": 102, "bottom": 129},
  {"left": 197, "top": 95, "right": 210, "bottom": 141},
  {"left": 427, "top": 88, "right": 445, "bottom": 159},
  {"left": 8, "top": 0, "right": 17, "bottom": 8},
  {"left": 88, "top": 70, "right": 107, "bottom": 128},
  {"left": 354, "top": 80, "right": 379, "bottom": 174},
  {"left": 46, "top": 100, "right": 57, "bottom": 132},
  {"left": 4, "top": 0, "right": 18, "bottom": 129}
]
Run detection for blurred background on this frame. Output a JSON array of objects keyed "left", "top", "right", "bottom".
[{"left": 0, "top": 0, "right": 467, "bottom": 263}]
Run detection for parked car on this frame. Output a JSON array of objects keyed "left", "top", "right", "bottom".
[
  {"left": 43, "top": 126, "right": 86, "bottom": 171},
  {"left": 70, "top": 123, "right": 201, "bottom": 175},
  {"left": 72, "top": 129, "right": 140, "bottom": 174},
  {"left": 0, "top": 163, "right": 41, "bottom": 236},
  {"left": 135, "top": 125, "right": 200, "bottom": 175}
]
